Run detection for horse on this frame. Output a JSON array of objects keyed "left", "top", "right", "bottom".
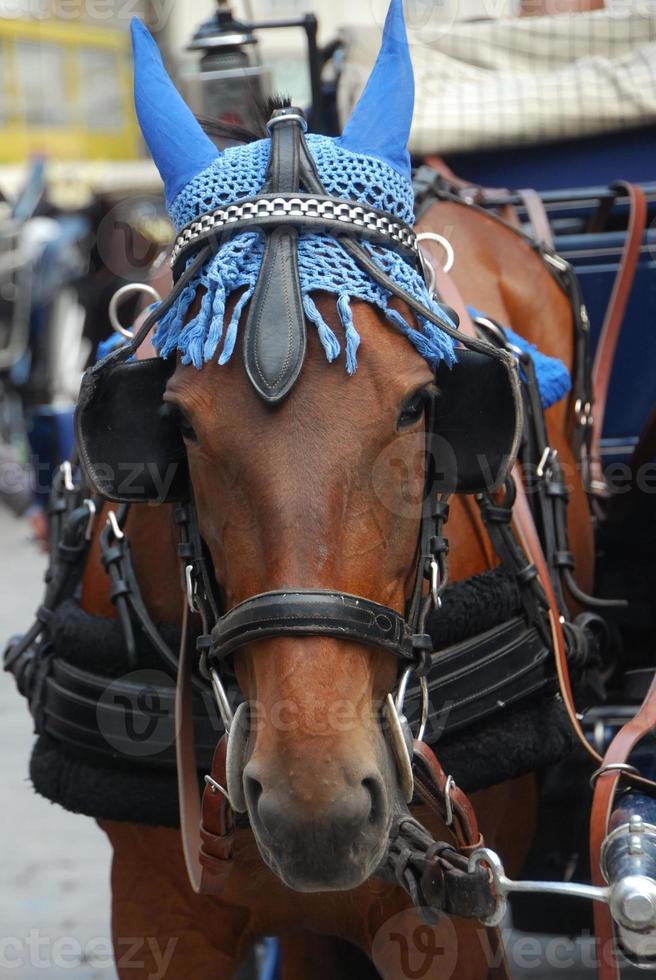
[{"left": 46, "top": 6, "right": 594, "bottom": 978}]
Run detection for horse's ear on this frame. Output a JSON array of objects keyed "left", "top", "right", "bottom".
[
  {"left": 337, "top": 0, "right": 414, "bottom": 179},
  {"left": 131, "top": 18, "right": 220, "bottom": 206}
]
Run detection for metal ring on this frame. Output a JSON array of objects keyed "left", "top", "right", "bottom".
[
  {"left": 395, "top": 669, "right": 430, "bottom": 744},
  {"left": 266, "top": 112, "right": 308, "bottom": 133},
  {"left": 204, "top": 775, "right": 230, "bottom": 801},
  {"left": 60, "top": 460, "right": 75, "bottom": 492},
  {"left": 417, "top": 676, "right": 429, "bottom": 743},
  {"left": 395, "top": 667, "right": 412, "bottom": 716},
  {"left": 210, "top": 668, "right": 235, "bottom": 733},
  {"left": 417, "top": 232, "right": 455, "bottom": 274},
  {"left": 109, "top": 283, "right": 161, "bottom": 341},
  {"left": 83, "top": 499, "right": 97, "bottom": 541},
  {"left": 467, "top": 847, "right": 509, "bottom": 927},
  {"left": 185, "top": 564, "right": 197, "bottom": 615},
  {"left": 590, "top": 763, "right": 640, "bottom": 789},
  {"left": 106, "top": 510, "right": 125, "bottom": 541},
  {"left": 444, "top": 774, "right": 456, "bottom": 827}
]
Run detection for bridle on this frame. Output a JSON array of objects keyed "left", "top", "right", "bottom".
[
  {"left": 80, "top": 106, "right": 520, "bottom": 807},
  {"left": 139, "top": 106, "right": 518, "bottom": 805}
]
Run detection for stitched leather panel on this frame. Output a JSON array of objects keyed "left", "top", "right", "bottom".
[
  {"left": 211, "top": 589, "right": 416, "bottom": 662},
  {"left": 242, "top": 225, "right": 307, "bottom": 404},
  {"left": 242, "top": 112, "right": 307, "bottom": 403},
  {"left": 405, "top": 617, "right": 552, "bottom": 735}
]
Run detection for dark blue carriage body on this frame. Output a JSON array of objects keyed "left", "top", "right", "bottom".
[
  {"left": 442, "top": 129, "right": 656, "bottom": 462},
  {"left": 557, "top": 226, "right": 656, "bottom": 463}
]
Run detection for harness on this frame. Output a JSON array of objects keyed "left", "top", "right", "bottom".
[{"left": 6, "top": 107, "right": 656, "bottom": 975}]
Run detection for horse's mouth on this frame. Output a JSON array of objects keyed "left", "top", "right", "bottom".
[{"left": 251, "top": 822, "right": 393, "bottom": 893}]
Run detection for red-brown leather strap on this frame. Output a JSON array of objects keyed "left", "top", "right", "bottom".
[
  {"left": 175, "top": 604, "right": 234, "bottom": 895},
  {"left": 587, "top": 181, "right": 647, "bottom": 498},
  {"left": 413, "top": 739, "right": 483, "bottom": 852},
  {"left": 517, "top": 188, "right": 554, "bottom": 250}
]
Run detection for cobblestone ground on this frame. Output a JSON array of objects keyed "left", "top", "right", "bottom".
[{"left": 0, "top": 508, "right": 646, "bottom": 979}]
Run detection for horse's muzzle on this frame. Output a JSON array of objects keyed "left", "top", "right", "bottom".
[{"left": 242, "top": 761, "right": 391, "bottom": 891}]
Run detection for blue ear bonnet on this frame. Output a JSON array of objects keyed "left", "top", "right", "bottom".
[
  {"left": 169, "top": 137, "right": 415, "bottom": 231},
  {"left": 132, "top": 1, "right": 458, "bottom": 373},
  {"left": 154, "top": 138, "right": 456, "bottom": 372}
]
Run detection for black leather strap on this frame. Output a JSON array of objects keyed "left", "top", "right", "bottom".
[
  {"left": 405, "top": 616, "right": 553, "bottom": 736},
  {"left": 210, "top": 589, "right": 419, "bottom": 665},
  {"left": 170, "top": 196, "right": 418, "bottom": 281},
  {"left": 242, "top": 108, "right": 307, "bottom": 404},
  {"left": 242, "top": 225, "right": 307, "bottom": 403},
  {"left": 16, "top": 614, "right": 555, "bottom": 770}
]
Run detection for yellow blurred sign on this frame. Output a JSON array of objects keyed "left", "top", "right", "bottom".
[{"left": 0, "top": 16, "right": 140, "bottom": 162}]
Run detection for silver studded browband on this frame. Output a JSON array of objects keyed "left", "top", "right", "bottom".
[{"left": 170, "top": 192, "right": 419, "bottom": 274}]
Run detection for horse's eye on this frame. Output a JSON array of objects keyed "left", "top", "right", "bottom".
[
  {"left": 178, "top": 413, "right": 198, "bottom": 443},
  {"left": 162, "top": 404, "right": 198, "bottom": 443},
  {"left": 397, "top": 391, "right": 427, "bottom": 430}
]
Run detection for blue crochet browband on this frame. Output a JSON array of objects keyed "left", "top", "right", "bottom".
[{"left": 153, "top": 134, "right": 458, "bottom": 374}]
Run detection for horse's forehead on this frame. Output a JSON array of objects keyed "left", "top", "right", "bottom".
[{"left": 170, "top": 297, "right": 431, "bottom": 424}]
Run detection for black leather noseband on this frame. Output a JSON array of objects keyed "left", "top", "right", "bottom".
[{"left": 210, "top": 590, "right": 426, "bottom": 665}]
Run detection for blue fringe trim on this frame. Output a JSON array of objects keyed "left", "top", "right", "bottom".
[
  {"left": 337, "top": 294, "right": 360, "bottom": 375},
  {"left": 303, "top": 294, "right": 341, "bottom": 362}
]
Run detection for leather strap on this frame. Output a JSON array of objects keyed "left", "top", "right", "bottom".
[
  {"left": 210, "top": 589, "right": 421, "bottom": 666},
  {"left": 175, "top": 603, "right": 234, "bottom": 896},
  {"left": 587, "top": 181, "right": 647, "bottom": 499},
  {"left": 242, "top": 109, "right": 307, "bottom": 403},
  {"left": 412, "top": 740, "right": 483, "bottom": 852},
  {"left": 517, "top": 188, "right": 554, "bottom": 250},
  {"left": 422, "top": 157, "right": 554, "bottom": 251},
  {"left": 510, "top": 475, "right": 656, "bottom": 978}
]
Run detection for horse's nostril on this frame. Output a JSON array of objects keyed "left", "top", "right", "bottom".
[
  {"left": 362, "top": 775, "right": 385, "bottom": 827},
  {"left": 243, "top": 769, "right": 263, "bottom": 813}
]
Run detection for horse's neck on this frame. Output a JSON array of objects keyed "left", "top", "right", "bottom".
[{"left": 419, "top": 201, "right": 574, "bottom": 368}]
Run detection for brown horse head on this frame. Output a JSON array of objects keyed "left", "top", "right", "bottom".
[
  {"left": 165, "top": 295, "right": 433, "bottom": 890},
  {"left": 130, "top": 0, "right": 451, "bottom": 891}
]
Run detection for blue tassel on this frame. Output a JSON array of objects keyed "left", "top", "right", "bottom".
[
  {"left": 97, "top": 332, "right": 129, "bottom": 361},
  {"left": 200, "top": 281, "right": 225, "bottom": 362},
  {"left": 337, "top": 294, "right": 361, "bottom": 374},
  {"left": 154, "top": 282, "right": 195, "bottom": 358},
  {"left": 385, "top": 307, "right": 456, "bottom": 369},
  {"left": 303, "top": 294, "right": 341, "bottom": 362},
  {"left": 218, "top": 287, "right": 253, "bottom": 364}
]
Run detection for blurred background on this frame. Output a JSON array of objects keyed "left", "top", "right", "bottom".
[{"left": 0, "top": 0, "right": 654, "bottom": 977}]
